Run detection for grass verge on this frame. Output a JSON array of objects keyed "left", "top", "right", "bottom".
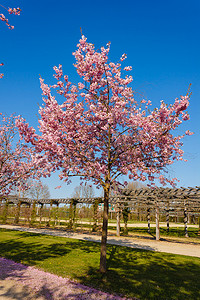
[{"left": 0, "top": 228, "right": 200, "bottom": 299}]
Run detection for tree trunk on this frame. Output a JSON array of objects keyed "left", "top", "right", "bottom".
[{"left": 100, "top": 186, "right": 109, "bottom": 273}]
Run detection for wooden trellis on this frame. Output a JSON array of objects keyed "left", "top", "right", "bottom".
[{"left": 0, "top": 187, "right": 200, "bottom": 240}]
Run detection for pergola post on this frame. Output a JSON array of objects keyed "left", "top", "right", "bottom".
[
  {"left": 14, "top": 200, "right": 21, "bottom": 224},
  {"left": 30, "top": 200, "right": 36, "bottom": 226},
  {"left": 137, "top": 203, "right": 141, "bottom": 221},
  {"left": 122, "top": 201, "right": 129, "bottom": 235},
  {"left": 25, "top": 203, "right": 31, "bottom": 224},
  {"left": 69, "top": 199, "right": 77, "bottom": 229},
  {"left": 72, "top": 200, "right": 77, "bottom": 229},
  {"left": 69, "top": 200, "right": 73, "bottom": 229},
  {"left": 155, "top": 201, "right": 160, "bottom": 241},
  {"left": 47, "top": 201, "right": 53, "bottom": 227},
  {"left": 39, "top": 203, "right": 43, "bottom": 225},
  {"left": 147, "top": 207, "right": 150, "bottom": 233},
  {"left": 55, "top": 202, "right": 59, "bottom": 226},
  {"left": 116, "top": 202, "right": 121, "bottom": 237},
  {"left": 2, "top": 199, "right": 9, "bottom": 224},
  {"left": 166, "top": 201, "right": 170, "bottom": 233},
  {"left": 184, "top": 199, "right": 189, "bottom": 237}
]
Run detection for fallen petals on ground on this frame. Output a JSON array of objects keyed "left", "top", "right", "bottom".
[{"left": 0, "top": 257, "right": 131, "bottom": 299}]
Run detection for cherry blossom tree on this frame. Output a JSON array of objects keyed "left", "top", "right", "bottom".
[
  {"left": 0, "top": 114, "right": 48, "bottom": 197},
  {"left": 17, "top": 36, "right": 193, "bottom": 273},
  {"left": 0, "top": 3, "right": 21, "bottom": 78}
]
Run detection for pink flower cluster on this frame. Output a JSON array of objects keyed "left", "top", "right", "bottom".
[
  {"left": 0, "top": 4, "right": 21, "bottom": 77},
  {"left": 0, "top": 5, "right": 21, "bottom": 29},
  {"left": 0, "top": 62, "right": 3, "bottom": 78},
  {"left": 0, "top": 114, "right": 52, "bottom": 196},
  {"left": 16, "top": 35, "right": 192, "bottom": 190}
]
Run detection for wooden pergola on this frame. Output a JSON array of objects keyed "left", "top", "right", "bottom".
[
  {"left": 111, "top": 186, "right": 200, "bottom": 239},
  {"left": 1, "top": 186, "right": 200, "bottom": 240}
]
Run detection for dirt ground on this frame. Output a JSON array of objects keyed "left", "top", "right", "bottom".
[{"left": 0, "top": 279, "right": 45, "bottom": 300}]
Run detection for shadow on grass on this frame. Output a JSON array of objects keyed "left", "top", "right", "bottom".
[
  {"left": 0, "top": 238, "right": 100, "bottom": 266},
  {"left": 77, "top": 245, "right": 200, "bottom": 300},
  {"left": 0, "top": 229, "right": 200, "bottom": 299}
]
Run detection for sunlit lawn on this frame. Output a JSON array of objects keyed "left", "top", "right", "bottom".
[
  {"left": 76, "top": 222, "right": 200, "bottom": 239},
  {"left": 0, "top": 228, "right": 200, "bottom": 299},
  {"left": 110, "top": 225, "right": 199, "bottom": 238}
]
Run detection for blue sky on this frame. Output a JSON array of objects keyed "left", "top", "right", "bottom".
[{"left": 0, "top": 0, "right": 199, "bottom": 198}]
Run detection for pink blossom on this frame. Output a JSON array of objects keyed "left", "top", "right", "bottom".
[
  {"left": 185, "top": 130, "right": 194, "bottom": 135},
  {"left": 55, "top": 185, "right": 62, "bottom": 189},
  {"left": 78, "top": 82, "right": 85, "bottom": 89},
  {"left": 120, "top": 53, "right": 127, "bottom": 61},
  {"left": 0, "top": 6, "right": 21, "bottom": 29},
  {"left": 124, "top": 66, "right": 132, "bottom": 71}
]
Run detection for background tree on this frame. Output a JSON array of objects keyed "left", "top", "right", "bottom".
[
  {"left": 126, "top": 181, "right": 146, "bottom": 192},
  {"left": 72, "top": 185, "right": 95, "bottom": 199},
  {"left": 0, "top": 114, "right": 49, "bottom": 197},
  {"left": 29, "top": 180, "right": 50, "bottom": 200},
  {"left": 17, "top": 36, "right": 192, "bottom": 273},
  {"left": 72, "top": 186, "right": 82, "bottom": 199},
  {"left": 71, "top": 184, "right": 95, "bottom": 229},
  {"left": 28, "top": 180, "right": 50, "bottom": 226}
]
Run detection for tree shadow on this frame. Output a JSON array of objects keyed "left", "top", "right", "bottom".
[
  {"left": 0, "top": 229, "right": 101, "bottom": 267},
  {"left": 0, "top": 229, "right": 200, "bottom": 299},
  {"left": 77, "top": 245, "right": 200, "bottom": 300}
]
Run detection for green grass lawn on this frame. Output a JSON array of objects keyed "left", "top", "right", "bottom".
[
  {"left": 0, "top": 229, "right": 200, "bottom": 299},
  {"left": 75, "top": 222, "right": 200, "bottom": 239},
  {"left": 111, "top": 226, "right": 199, "bottom": 238}
]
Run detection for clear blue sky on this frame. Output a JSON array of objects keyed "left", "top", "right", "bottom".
[{"left": 0, "top": 0, "right": 199, "bottom": 198}]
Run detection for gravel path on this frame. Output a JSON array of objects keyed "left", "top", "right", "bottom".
[{"left": 1, "top": 224, "right": 200, "bottom": 258}]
